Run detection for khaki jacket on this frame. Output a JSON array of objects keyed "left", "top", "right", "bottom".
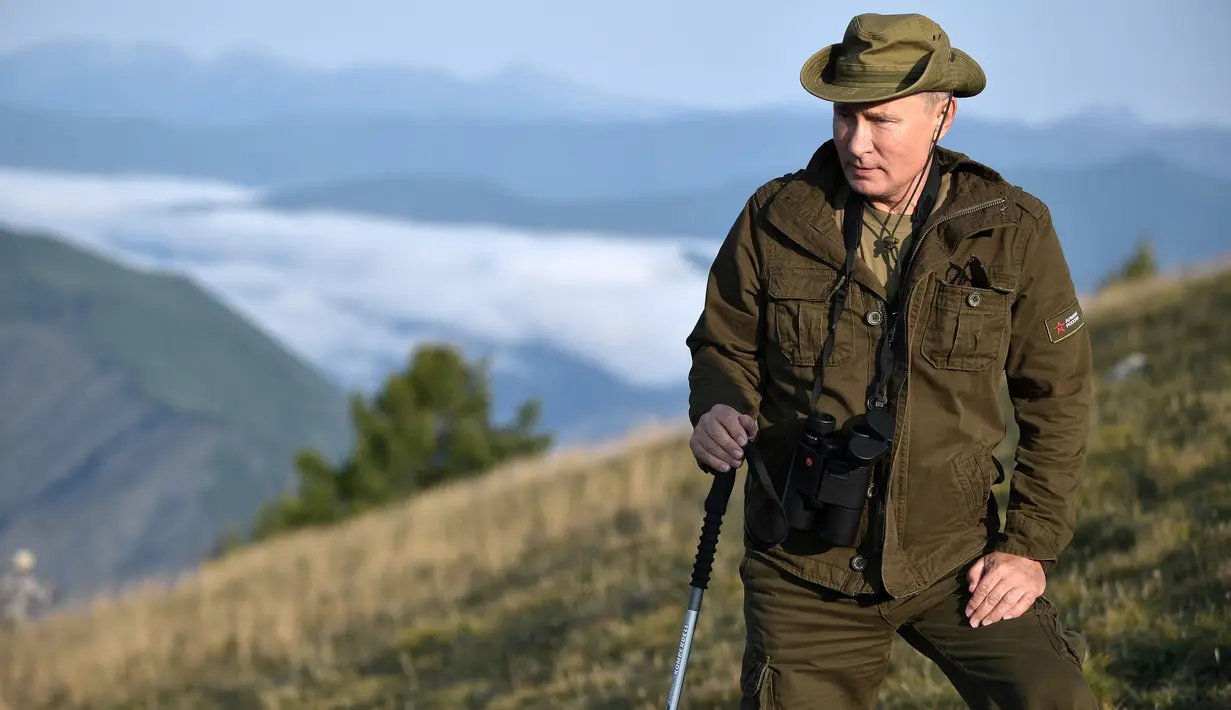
[{"left": 685, "top": 140, "right": 1093, "bottom": 598}]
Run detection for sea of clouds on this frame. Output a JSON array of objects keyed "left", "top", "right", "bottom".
[{"left": 0, "top": 167, "right": 717, "bottom": 391}]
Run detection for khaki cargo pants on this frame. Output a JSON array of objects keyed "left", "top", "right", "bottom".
[{"left": 738, "top": 552, "right": 1099, "bottom": 709}]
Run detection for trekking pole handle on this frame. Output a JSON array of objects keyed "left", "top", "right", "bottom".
[{"left": 691, "top": 465, "right": 737, "bottom": 590}]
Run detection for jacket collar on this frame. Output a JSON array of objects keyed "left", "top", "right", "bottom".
[{"left": 765, "top": 139, "right": 1019, "bottom": 270}]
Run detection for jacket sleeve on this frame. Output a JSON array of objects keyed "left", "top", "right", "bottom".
[
  {"left": 997, "top": 201, "right": 1093, "bottom": 567},
  {"left": 684, "top": 194, "right": 765, "bottom": 427}
]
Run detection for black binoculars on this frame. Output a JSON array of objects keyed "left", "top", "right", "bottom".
[{"left": 781, "top": 408, "right": 896, "bottom": 548}]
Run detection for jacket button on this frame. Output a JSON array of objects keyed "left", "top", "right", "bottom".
[
  {"left": 850, "top": 555, "right": 867, "bottom": 572},
  {"left": 966, "top": 292, "right": 982, "bottom": 307},
  {"left": 865, "top": 309, "right": 883, "bottom": 326}
]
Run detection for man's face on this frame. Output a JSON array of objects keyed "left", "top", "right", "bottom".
[{"left": 832, "top": 93, "right": 954, "bottom": 207}]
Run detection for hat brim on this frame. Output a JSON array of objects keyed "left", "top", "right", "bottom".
[{"left": 800, "top": 44, "right": 985, "bottom": 104}]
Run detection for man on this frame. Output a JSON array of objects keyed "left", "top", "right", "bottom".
[
  {"left": 0, "top": 549, "right": 53, "bottom": 630},
  {"left": 685, "top": 13, "right": 1098, "bottom": 709}
]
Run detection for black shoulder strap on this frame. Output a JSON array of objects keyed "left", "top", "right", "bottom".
[
  {"left": 866, "top": 158, "right": 942, "bottom": 410},
  {"left": 807, "top": 193, "right": 864, "bottom": 411}
]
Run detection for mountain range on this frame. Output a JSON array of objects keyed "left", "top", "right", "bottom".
[
  {"left": 0, "top": 39, "right": 1227, "bottom": 602},
  {"left": 0, "top": 40, "right": 1227, "bottom": 202},
  {"left": 0, "top": 39, "right": 687, "bottom": 124},
  {"left": 262, "top": 153, "right": 1231, "bottom": 293},
  {"left": 3, "top": 101, "right": 1229, "bottom": 203}
]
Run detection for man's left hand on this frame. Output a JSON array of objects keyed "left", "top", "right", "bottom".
[{"left": 965, "top": 551, "right": 1046, "bottom": 628}]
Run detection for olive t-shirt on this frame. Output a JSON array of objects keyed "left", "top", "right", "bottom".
[{"left": 835, "top": 172, "right": 952, "bottom": 301}]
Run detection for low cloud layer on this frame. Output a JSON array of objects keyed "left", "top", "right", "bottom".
[{"left": 0, "top": 167, "right": 715, "bottom": 390}]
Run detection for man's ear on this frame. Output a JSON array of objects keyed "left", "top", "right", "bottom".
[{"left": 935, "top": 95, "right": 957, "bottom": 142}]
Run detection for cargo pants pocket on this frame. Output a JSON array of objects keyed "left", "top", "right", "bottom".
[
  {"left": 740, "top": 650, "right": 777, "bottom": 709},
  {"left": 1035, "top": 595, "right": 1088, "bottom": 669}
]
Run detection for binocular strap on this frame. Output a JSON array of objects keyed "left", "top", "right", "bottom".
[{"left": 742, "top": 439, "right": 791, "bottom": 548}]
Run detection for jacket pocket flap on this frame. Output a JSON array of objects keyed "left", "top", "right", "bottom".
[
  {"left": 931, "top": 279, "right": 1012, "bottom": 312},
  {"left": 766, "top": 267, "right": 837, "bottom": 301}
]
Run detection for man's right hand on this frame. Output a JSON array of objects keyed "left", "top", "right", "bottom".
[{"left": 690, "top": 404, "right": 758, "bottom": 473}]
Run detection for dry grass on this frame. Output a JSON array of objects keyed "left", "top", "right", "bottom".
[
  {"left": 0, "top": 425, "right": 705, "bottom": 708},
  {"left": 1, "top": 265, "right": 1228, "bottom": 709}
]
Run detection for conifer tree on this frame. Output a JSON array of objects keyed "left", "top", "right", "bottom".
[{"left": 245, "top": 342, "right": 552, "bottom": 543}]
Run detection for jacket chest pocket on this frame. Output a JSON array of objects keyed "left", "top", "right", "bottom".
[
  {"left": 919, "top": 279, "right": 1011, "bottom": 372},
  {"left": 767, "top": 267, "right": 856, "bottom": 367}
]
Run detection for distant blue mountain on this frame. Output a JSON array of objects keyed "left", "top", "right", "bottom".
[
  {"left": 261, "top": 153, "right": 1231, "bottom": 295},
  {"left": 263, "top": 174, "right": 754, "bottom": 239},
  {"left": 1, "top": 38, "right": 1228, "bottom": 196},
  {"left": 1, "top": 99, "right": 1228, "bottom": 204},
  {"left": 356, "top": 320, "right": 688, "bottom": 447},
  {"left": 469, "top": 339, "right": 689, "bottom": 447},
  {"left": 0, "top": 38, "right": 1227, "bottom": 448},
  {"left": 0, "top": 40, "right": 688, "bottom": 124}
]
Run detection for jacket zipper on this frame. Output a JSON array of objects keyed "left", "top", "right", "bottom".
[
  {"left": 872, "top": 196, "right": 1007, "bottom": 558},
  {"left": 904, "top": 197, "right": 1007, "bottom": 294},
  {"left": 871, "top": 196, "right": 1007, "bottom": 391},
  {"left": 898, "top": 195, "right": 1007, "bottom": 379}
]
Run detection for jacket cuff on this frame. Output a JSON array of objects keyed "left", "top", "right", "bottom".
[
  {"left": 687, "top": 380, "right": 755, "bottom": 428},
  {"left": 996, "top": 514, "right": 1061, "bottom": 571}
]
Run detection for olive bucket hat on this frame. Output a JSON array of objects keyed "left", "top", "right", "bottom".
[{"left": 801, "top": 13, "right": 986, "bottom": 103}]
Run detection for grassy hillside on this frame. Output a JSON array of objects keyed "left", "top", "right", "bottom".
[
  {"left": 0, "top": 225, "right": 351, "bottom": 600},
  {"left": 1, "top": 263, "right": 1227, "bottom": 709}
]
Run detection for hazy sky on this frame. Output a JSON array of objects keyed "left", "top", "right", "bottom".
[{"left": 1, "top": 0, "right": 1228, "bottom": 127}]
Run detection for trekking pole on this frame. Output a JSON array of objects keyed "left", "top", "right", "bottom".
[{"left": 664, "top": 462, "right": 738, "bottom": 710}]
